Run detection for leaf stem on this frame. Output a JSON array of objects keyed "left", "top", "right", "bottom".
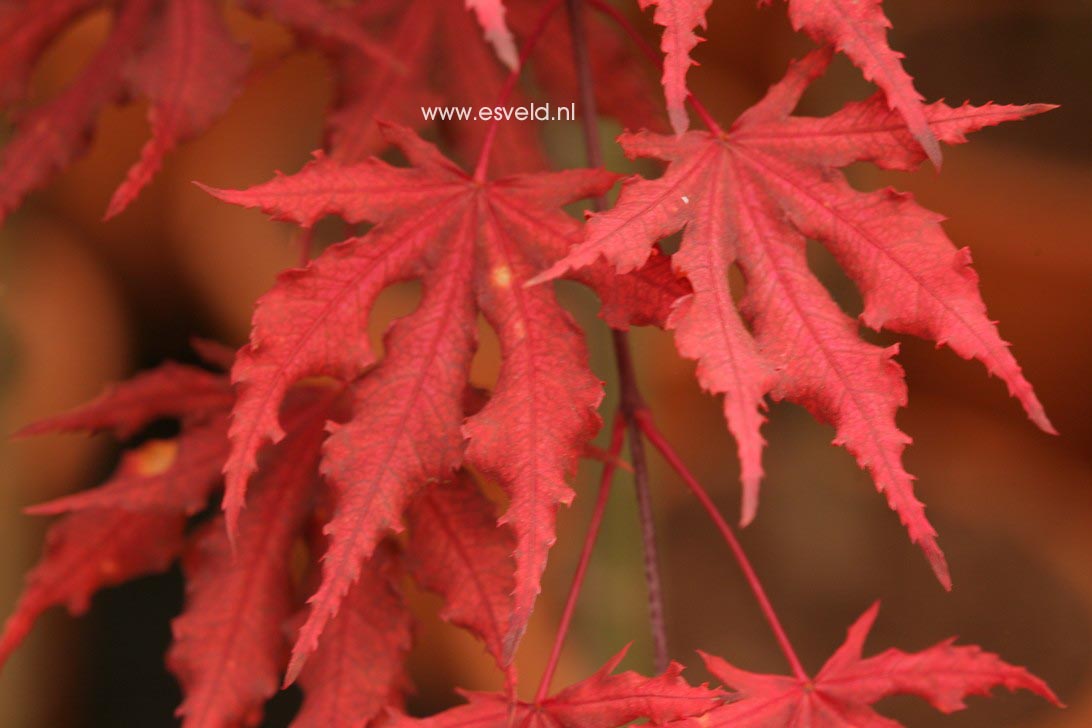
[
  {"left": 296, "top": 227, "right": 314, "bottom": 267},
  {"left": 584, "top": 0, "right": 724, "bottom": 135},
  {"left": 473, "top": 0, "right": 565, "bottom": 182},
  {"left": 534, "top": 414, "right": 626, "bottom": 703},
  {"left": 635, "top": 410, "right": 809, "bottom": 682},
  {"left": 565, "top": 0, "right": 670, "bottom": 675}
]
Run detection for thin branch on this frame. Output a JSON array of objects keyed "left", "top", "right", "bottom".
[
  {"left": 565, "top": 0, "right": 670, "bottom": 675},
  {"left": 473, "top": 0, "right": 565, "bottom": 181},
  {"left": 534, "top": 414, "right": 627, "bottom": 703},
  {"left": 635, "top": 410, "right": 809, "bottom": 682}
]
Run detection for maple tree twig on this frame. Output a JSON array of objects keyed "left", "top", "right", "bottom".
[
  {"left": 565, "top": 0, "right": 670, "bottom": 675},
  {"left": 473, "top": 0, "right": 565, "bottom": 181},
  {"left": 584, "top": 0, "right": 724, "bottom": 135},
  {"left": 635, "top": 410, "right": 810, "bottom": 682},
  {"left": 534, "top": 414, "right": 626, "bottom": 703}
]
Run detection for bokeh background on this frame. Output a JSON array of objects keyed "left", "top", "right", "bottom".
[{"left": 1, "top": 0, "right": 1089, "bottom": 726}]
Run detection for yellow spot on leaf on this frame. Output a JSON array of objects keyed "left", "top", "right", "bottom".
[
  {"left": 133, "top": 439, "right": 178, "bottom": 476},
  {"left": 491, "top": 265, "right": 513, "bottom": 289}
]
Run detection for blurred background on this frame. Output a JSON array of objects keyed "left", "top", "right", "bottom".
[{"left": 1, "top": 0, "right": 1089, "bottom": 725}]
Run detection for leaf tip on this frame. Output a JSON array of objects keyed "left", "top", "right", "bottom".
[
  {"left": 102, "top": 189, "right": 131, "bottom": 221},
  {"left": 927, "top": 545, "right": 952, "bottom": 591},
  {"left": 921, "top": 131, "right": 943, "bottom": 170}
]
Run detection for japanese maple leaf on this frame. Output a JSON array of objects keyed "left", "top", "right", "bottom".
[
  {"left": 0, "top": 0, "right": 404, "bottom": 224},
  {"left": 205, "top": 123, "right": 679, "bottom": 680},
  {"left": 103, "top": 0, "right": 249, "bottom": 218},
  {"left": 0, "top": 360, "right": 233, "bottom": 668},
  {"left": 641, "top": 0, "right": 940, "bottom": 161},
  {"left": 389, "top": 645, "right": 725, "bottom": 727},
  {"left": 668, "top": 602, "right": 1061, "bottom": 726},
  {"left": 3, "top": 356, "right": 421, "bottom": 724},
  {"left": 532, "top": 49, "right": 1055, "bottom": 587},
  {"left": 0, "top": 0, "right": 152, "bottom": 223},
  {"left": 0, "top": 0, "right": 98, "bottom": 106}
]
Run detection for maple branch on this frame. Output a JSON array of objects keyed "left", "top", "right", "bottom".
[
  {"left": 565, "top": 0, "right": 670, "bottom": 675},
  {"left": 635, "top": 410, "right": 809, "bottom": 682},
  {"left": 535, "top": 414, "right": 626, "bottom": 703},
  {"left": 473, "top": 0, "right": 565, "bottom": 182},
  {"left": 584, "top": 0, "right": 723, "bottom": 135}
]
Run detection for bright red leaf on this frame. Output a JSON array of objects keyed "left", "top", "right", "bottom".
[
  {"left": 205, "top": 123, "right": 683, "bottom": 678},
  {"left": 0, "top": 0, "right": 406, "bottom": 223},
  {"left": 669, "top": 602, "right": 1062, "bottom": 726},
  {"left": 0, "top": 0, "right": 98, "bottom": 107},
  {"left": 0, "top": 358, "right": 234, "bottom": 670},
  {"left": 532, "top": 49, "right": 1054, "bottom": 586},
  {"left": 0, "top": 0, "right": 152, "bottom": 223},
  {"left": 105, "top": 0, "right": 249, "bottom": 218},
  {"left": 0, "top": 4, "right": 1067, "bottom": 727}
]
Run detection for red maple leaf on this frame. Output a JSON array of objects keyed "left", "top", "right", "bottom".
[
  {"left": 204, "top": 123, "right": 680, "bottom": 680},
  {"left": 668, "top": 602, "right": 1062, "bottom": 726},
  {"left": 104, "top": 0, "right": 249, "bottom": 218},
  {"left": 0, "top": 0, "right": 98, "bottom": 106},
  {"left": 0, "top": 360, "right": 233, "bottom": 667},
  {"left": 532, "top": 48, "right": 1054, "bottom": 587},
  {"left": 0, "top": 5, "right": 1067, "bottom": 726},
  {"left": 1, "top": 348, "right": 518, "bottom": 723},
  {"left": 0, "top": 0, "right": 400, "bottom": 222},
  {"left": 389, "top": 645, "right": 725, "bottom": 727},
  {"left": 639, "top": 0, "right": 941, "bottom": 162}
]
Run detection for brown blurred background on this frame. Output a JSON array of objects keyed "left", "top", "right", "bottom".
[{"left": 1, "top": 0, "right": 1089, "bottom": 726}]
